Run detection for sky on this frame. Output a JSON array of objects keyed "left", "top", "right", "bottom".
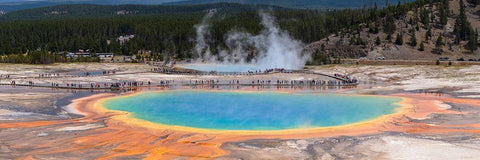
[
  {"left": 0, "top": 0, "right": 43, "bottom": 2},
  {"left": 0, "top": 0, "right": 178, "bottom": 3}
]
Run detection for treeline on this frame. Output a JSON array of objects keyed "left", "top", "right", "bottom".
[
  {"left": 467, "top": 0, "right": 479, "bottom": 6},
  {"left": 0, "top": 3, "right": 286, "bottom": 21},
  {"left": 0, "top": 1, "right": 476, "bottom": 64},
  {"left": 454, "top": 0, "right": 478, "bottom": 52},
  {"left": 165, "top": 0, "right": 418, "bottom": 9},
  {"left": 0, "top": 50, "right": 100, "bottom": 64}
]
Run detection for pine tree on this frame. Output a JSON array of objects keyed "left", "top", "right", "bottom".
[
  {"left": 436, "top": 35, "right": 444, "bottom": 48},
  {"left": 454, "top": 0, "right": 473, "bottom": 44},
  {"left": 439, "top": 0, "right": 449, "bottom": 26},
  {"left": 409, "top": 32, "right": 417, "bottom": 46},
  {"left": 386, "top": 34, "right": 392, "bottom": 42},
  {"left": 350, "top": 37, "right": 356, "bottom": 45},
  {"left": 430, "top": 8, "right": 435, "bottom": 23},
  {"left": 384, "top": 12, "right": 396, "bottom": 34},
  {"left": 467, "top": 0, "right": 479, "bottom": 6},
  {"left": 376, "top": 36, "right": 381, "bottom": 45},
  {"left": 425, "top": 28, "right": 432, "bottom": 41},
  {"left": 395, "top": 33, "right": 403, "bottom": 45},
  {"left": 433, "top": 34, "right": 444, "bottom": 55},
  {"left": 419, "top": 42, "right": 425, "bottom": 51},
  {"left": 467, "top": 29, "right": 478, "bottom": 52},
  {"left": 420, "top": 8, "right": 430, "bottom": 28}
]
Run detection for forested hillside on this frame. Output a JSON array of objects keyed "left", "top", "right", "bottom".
[
  {"left": 0, "top": 3, "right": 286, "bottom": 21},
  {"left": 0, "top": 0, "right": 414, "bottom": 12},
  {"left": 0, "top": 0, "right": 478, "bottom": 64},
  {"left": 167, "top": 0, "right": 417, "bottom": 9},
  {"left": 306, "top": 0, "right": 480, "bottom": 63},
  {"left": 0, "top": 2, "right": 402, "bottom": 57},
  {"left": 0, "top": 0, "right": 175, "bottom": 12}
]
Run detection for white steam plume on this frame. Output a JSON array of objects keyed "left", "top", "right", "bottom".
[
  {"left": 194, "top": 9, "right": 216, "bottom": 61},
  {"left": 193, "top": 11, "right": 310, "bottom": 70}
]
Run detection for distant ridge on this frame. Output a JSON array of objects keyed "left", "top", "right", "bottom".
[
  {"left": 0, "top": 0, "right": 174, "bottom": 12},
  {"left": 0, "top": 0, "right": 417, "bottom": 12},
  {"left": 166, "top": 0, "right": 417, "bottom": 9},
  {"left": 0, "top": 3, "right": 287, "bottom": 21}
]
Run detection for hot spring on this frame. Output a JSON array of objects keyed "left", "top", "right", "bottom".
[
  {"left": 102, "top": 91, "right": 402, "bottom": 131},
  {"left": 186, "top": 12, "right": 310, "bottom": 72},
  {"left": 179, "top": 64, "right": 267, "bottom": 72}
]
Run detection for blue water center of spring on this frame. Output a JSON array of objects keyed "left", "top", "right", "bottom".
[{"left": 103, "top": 91, "right": 401, "bottom": 130}]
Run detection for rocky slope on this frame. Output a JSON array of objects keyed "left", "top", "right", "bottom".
[{"left": 306, "top": 0, "right": 480, "bottom": 61}]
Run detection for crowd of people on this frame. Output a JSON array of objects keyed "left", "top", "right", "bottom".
[
  {"left": 334, "top": 73, "right": 358, "bottom": 84},
  {"left": 152, "top": 68, "right": 360, "bottom": 85},
  {"left": 153, "top": 67, "right": 293, "bottom": 76},
  {"left": 51, "top": 82, "right": 59, "bottom": 87},
  {"left": 35, "top": 70, "right": 117, "bottom": 79},
  {"left": 0, "top": 74, "right": 11, "bottom": 79},
  {"left": 190, "top": 79, "right": 219, "bottom": 85},
  {"left": 12, "top": 78, "right": 356, "bottom": 88},
  {"left": 228, "top": 80, "right": 241, "bottom": 84},
  {"left": 38, "top": 73, "right": 61, "bottom": 78},
  {"left": 248, "top": 79, "right": 354, "bottom": 86},
  {"left": 102, "top": 70, "right": 116, "bottom": 74},
  {"left": 248, "top": 68, "right": 287, "bottom": 74},
  {"left": 77, "top": 70, "right": 116, "bottom": 76},
  {"left": 66, "top": 83, "right": 83, "bottom": 88},
  {"left": 187, "top": 78, "right": 357, "bottom": 86},
  {"left": 2, "top": 68, "right": 358, "bottom": 89},
  {"left": 5, "top": 78, "right": 357, "bottom": 89}
]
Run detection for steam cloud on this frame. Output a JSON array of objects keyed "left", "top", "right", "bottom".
[
  {"left": 193, "top": 11, "right": 310, "bottom": 70},
  {"left": 194, "top": 10, "right": 215, "bottom": 61}
]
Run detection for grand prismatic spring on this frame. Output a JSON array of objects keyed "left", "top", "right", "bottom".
[
  {"left": 3, "top": 64, "right": 480, "bottom": 159},
  {"left": 102, "top": 91, "right": 402, "bottom": 130}
]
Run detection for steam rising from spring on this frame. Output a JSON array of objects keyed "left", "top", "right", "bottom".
[
  {"left": 193, "top": 11, "right": 310, "bottom": 70},
  {"left": 194, "top": 10, "right": 215, "bottom": 61}
]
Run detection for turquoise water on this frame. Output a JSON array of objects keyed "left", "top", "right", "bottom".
[{"left": 103, "top": 91, "right": 402, "bottom": 130}]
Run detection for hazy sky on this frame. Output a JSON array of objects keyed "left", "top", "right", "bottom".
[
  {"left": 0, "top": 0, "right": 179, "bottom": 3},
  {"left": 0, "top": 0, "right": 43, "bottom": 2}
]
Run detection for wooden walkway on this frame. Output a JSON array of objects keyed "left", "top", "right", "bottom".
[
  {"left": 0, "top": 81, "right": 358, "bottom": 90},
  {"left": 156, "top": 69, "right": 350, "bottom": 81},
  {"left": 0, "top": 69, "right": 358, "bottom": 90},
  {"left": 7, "top": 71, "right": 149, "bottom": 80}
]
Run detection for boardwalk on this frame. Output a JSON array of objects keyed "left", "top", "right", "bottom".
[
  {"left": 154, "top": 68, "right": 356, "bottom": 82},
  {"left": 0, "top": 67, "right": 358, "bottom": 90},
  {"left": 0, "top": 78, "right": 357, "bottom": 90}
]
